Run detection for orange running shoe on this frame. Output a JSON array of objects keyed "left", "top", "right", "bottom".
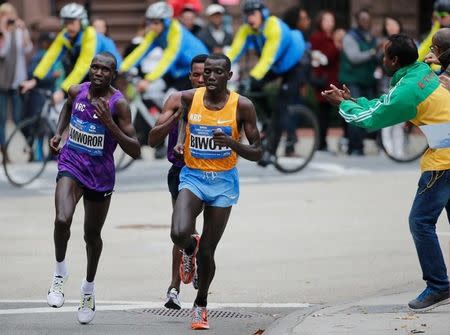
[
  {"left": 191, "top": 304, "right": 209, "bottom": 330},
  {"left": 180, "top": 234, "right": 200, "bottom": 284}
]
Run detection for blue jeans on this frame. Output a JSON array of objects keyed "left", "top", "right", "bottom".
[
  {"left": 0, "top": 89, "right": 23, "bottom": 146},
  {"left": 409, "top": 170, "right": 450, "bottom": 292}
]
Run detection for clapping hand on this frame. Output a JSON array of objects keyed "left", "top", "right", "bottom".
[{"left": 321, "top": 84, "right": 346, "bottom": 105}]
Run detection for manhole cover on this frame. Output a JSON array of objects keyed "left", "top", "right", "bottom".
[
  {"left": 116, "top": 224, "right": 170, "bottom": 230},
  {"left": 134, "top": 308, "right": 253, "bottom": 319}
]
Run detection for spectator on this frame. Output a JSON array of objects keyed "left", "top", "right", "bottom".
[
  {"left": 23, "top": 31, "right": 61, "bottom": 161},
  {"left": 333, "top": 28, "right": 346, "bottom": 51},
  {"left": 196, "top": 4, "right": 232, "bottom": 53},
  {"left": 168, "top": 0, "right": 202, "bottom": 18},
  {"left": 323, "top": 34, "right": 450, "bottom": 313},
  {"left": 283, "top": 6, "right": 313, "bottom": 103},
  {"left": 178, "top": 5, "right": 202, "bottom": 36},
  {"left": 0, "top": 2, "right": 33, "bottom": 162},
  {"left": 92, "top": 17, "right": 108, "bottom": 36},
  {"left": 338, "top": 9, "right": 378, "bottom": 156},
  {"left": 378, "top": 16, "right": 403, "bottom": 93},
  {"left": 283, "top": 5, "right": 312, "bottom": 40},
  {"left": 310, "top": 10, "right": 340, "bottom": 151}
]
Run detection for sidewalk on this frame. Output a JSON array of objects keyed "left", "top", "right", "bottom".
[{"left": 265, "top": 291, "right": 450, "bottom": 335}]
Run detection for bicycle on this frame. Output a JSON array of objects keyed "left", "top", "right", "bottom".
[
  {"left": 379, "top": 122, "right": 428, "bottom": 163},
  {"left": 2, "top": 89, "right": 59, "bottom": 187},
  {"left": 240, "top": 84, "right": 319, "bottom": 173},
  {"left": 337, "top": 122, "right": 428, "bottom": 162}
]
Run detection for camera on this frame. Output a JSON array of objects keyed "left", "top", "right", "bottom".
[{"left": 6, "top": 18, "right": 16, "bottom": 26}]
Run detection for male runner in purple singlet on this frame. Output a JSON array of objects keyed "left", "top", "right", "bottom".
[{"left": 46, "top": 51, "right": 140, "bottom": 324}]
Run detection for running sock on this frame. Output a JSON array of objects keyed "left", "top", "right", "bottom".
[
  {"left": 194, "top": 297, "right": 207, "bottom": 307},
  {"left": 55, "top": 260, "right": 68, "bottom": 278},
  {"left": 184, "top": 237, "right": 197, "bottom": 255},
  {"left": 81, "top": 279, "right": 95, "bottom": 295}
]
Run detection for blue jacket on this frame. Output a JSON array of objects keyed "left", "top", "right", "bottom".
[
  {"left": 120, "top": 19, "right": 208, "bottom": 80},
  {"left": 227, "top": 16, "right": 305, "bottom": 80},
  {"left": 33, "top": 26, "right": 122, "bottom": 92}
]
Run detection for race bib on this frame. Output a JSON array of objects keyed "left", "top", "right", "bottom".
[
  {"left": 68, "top": 115, "right": 105, "bottom": 156},
  {"left": 189, "top": 125, "right": 232, "bottom": 159}
]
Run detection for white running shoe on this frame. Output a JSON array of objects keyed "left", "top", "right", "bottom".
[
  {"left": 47, "top": 274, "right": 68, "bottom": 308},
  {"left": 77, "top": 293, "right": 96, "bottom": 324},
  {"left": 164, "top": 288, "right": 182, "bottom": 310}
]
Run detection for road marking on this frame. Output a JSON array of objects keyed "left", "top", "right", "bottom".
[{"left": 0, "top": 300, "right": 311, "bottom": 315}]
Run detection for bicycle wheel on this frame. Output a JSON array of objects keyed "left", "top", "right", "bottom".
[
  {"left": 3, "top": 116, "right": 51, "bottom": 187},
  {"left": 380, "top": 123, "right": 428, "bottom": 163},
  {"left": 274, "top": 105, "right": 319, "bottom": 173}
]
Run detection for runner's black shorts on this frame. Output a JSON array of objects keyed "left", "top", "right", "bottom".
[
  {"left": 167, "top": 165, "right": 183, "bottom": 199},
  {"left": 56, "top": 171, "right": 113, "bottom": 202}
]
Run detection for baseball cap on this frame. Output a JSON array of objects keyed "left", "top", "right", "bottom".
[{"left": 205, "top": 4, "right": 225, "bottom": 16}]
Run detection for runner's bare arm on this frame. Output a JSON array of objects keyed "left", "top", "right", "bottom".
[
  {"left": 213, "top": 96, "right": 262, "bottom": 161},
  {"left": 174, "top": 90, "right": 195, "bottom": 155},
  {"left": 49, "top": 84, "right": 79, "bottom": 153},
  {"left": 148, "top": 91, "right": 182, "bottom": 147},
  {"left": 96, "top": 97, "right": 140, "bottom": 159}
]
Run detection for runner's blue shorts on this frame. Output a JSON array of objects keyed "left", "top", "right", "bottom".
[{"left": 178, "top": 166, "right": 239, "bottom": 207}]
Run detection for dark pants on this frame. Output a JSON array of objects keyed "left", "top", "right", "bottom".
[
  {"left": 317, "top": 101, "right": 335, "bottom": 151},
  {"left": 345, "top": 84, "right": 376, "bottom": 154},
  {"left": 409, "top": 170, "right": 450, "bottom": 292},
  {"left": 257, "top": 65, "right": 303, "bottom": 155},
  {"left": 0, "top": 89, "right": 22, "bottom": 146}
]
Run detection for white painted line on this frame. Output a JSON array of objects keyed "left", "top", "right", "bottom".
[
  {"left": 0, "top": 300, "right": 311, "bottom": 315},
  {"left": 0, "top": 304, "right": 149, "bottom": 315}
]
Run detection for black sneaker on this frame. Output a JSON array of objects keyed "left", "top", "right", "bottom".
[{"left": 408, "top": 287, "right": 450, "bottom": 312}]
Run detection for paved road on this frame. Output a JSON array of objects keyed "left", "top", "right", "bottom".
[{"left": 1, "top": 149, "right": 449, "bottom": 334}]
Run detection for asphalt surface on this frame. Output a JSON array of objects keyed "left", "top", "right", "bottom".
[{"left": 1, "top": 145, "right": 449, "bottom": 334}]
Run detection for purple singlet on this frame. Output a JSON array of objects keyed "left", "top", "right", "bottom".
[
  {"left": 167, "top": 123, "right": 184, "bottom": 168},
  {"left": 58, "top": 82, "right": 123, "bottom": 191}
]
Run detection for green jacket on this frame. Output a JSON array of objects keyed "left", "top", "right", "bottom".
[{"left": 339, "top": 61, "right": 450, "bottom": 172}]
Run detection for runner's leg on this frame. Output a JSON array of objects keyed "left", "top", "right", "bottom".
[
  {"left": 194, "top": 205, "right": 231, "bottom": 307},
  {"left": 171, "top": 189, "right": 203, "bottom": 250},
  {"left": 170, "top": 197, "right": 182, "bottom": 291},
  {"left": 54, "top": 177, "right": 83, "bottom": 262},
  {"left": 83, "top": 196, "right": 111, "bottom": 282},
  {"left": 47, "top": 176, "right": 83, "bottom": 308}
]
